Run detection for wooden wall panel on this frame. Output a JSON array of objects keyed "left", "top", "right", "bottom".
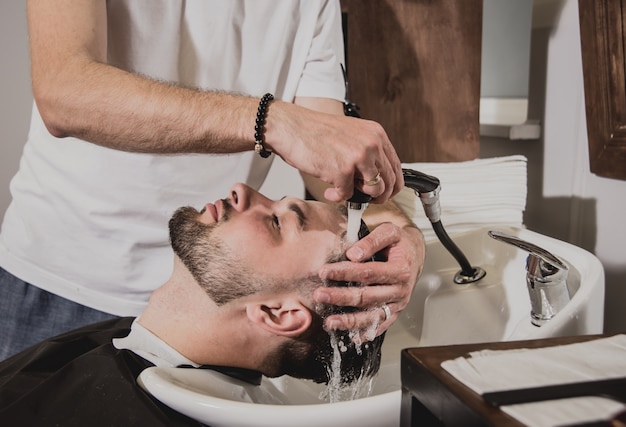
[
  {"left": 341, "top": 0, "right": 483, "bottom": 163},
  {"left": 579, "top": 0, "right": 626, "bottom": 180}
]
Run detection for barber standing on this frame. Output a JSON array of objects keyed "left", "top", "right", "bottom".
[{"left": 0, "top": 0, "right": 425, "bottom": 360}]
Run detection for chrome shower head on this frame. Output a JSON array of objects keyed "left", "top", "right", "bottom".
[{"left": 402, "top": 168, "right": 441, "bottom": 223}]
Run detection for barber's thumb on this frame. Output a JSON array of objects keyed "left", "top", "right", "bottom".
[{"left": 323, "top": 185, "right": 351, "bottom": 203}]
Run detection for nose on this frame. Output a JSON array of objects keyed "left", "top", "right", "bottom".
[{"left": 228, "top": 183, "right": 271, "bottom": 213}]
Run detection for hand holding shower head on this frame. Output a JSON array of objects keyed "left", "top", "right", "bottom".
[
  {"left": 347, "top": 188, "right": 372, "bottom": 210},
  {"left": 345, "top": 189, "right": 372, "bottom": 244}
]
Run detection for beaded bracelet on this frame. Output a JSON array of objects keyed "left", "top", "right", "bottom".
[{"left": 254, "top": 93, "right": 274, "bottom": 158}]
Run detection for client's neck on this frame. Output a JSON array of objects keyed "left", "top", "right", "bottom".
[{"left": 137, "top": 259, "right": 273, "bottom": 370}]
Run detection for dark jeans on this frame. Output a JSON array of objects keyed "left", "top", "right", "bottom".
[{"left": 0, "top": 266, "right": 118, "bottom": 361}]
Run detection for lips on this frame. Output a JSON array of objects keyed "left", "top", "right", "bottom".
[{"left": 203, "top": 203, "right": 219, "bottom": 222}]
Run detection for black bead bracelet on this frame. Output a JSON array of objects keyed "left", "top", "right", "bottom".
[{"left": 254, "top": 93, "right": 274, "bottom": 158}]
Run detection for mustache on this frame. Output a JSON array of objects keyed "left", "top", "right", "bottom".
[
  {"left": 219, "top": 198, "right": 232, "bottom": 221},
  {"left": 169, "top": 197, "right": 233, "bottom": 245}
]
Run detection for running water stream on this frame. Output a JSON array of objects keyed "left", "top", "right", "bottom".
[
  {"left": 346, "top": 206, "right": 364, "bottom": 245},
  {"left": 320, "top": 332, "right": 377, "bottom": 403},
  {"left": 318, "top": 205, "right": 382, "bottom": 403}
]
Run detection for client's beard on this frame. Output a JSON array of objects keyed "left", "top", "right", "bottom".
[{"left": 168, "top": 202, "right": 257, "bottom": 305}]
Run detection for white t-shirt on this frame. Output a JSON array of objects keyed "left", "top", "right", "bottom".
[{"left": 0, "top": 0, "right": 345, "bottom": 315}]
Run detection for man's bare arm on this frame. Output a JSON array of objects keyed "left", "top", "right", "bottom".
[{"left": 27, "top": 0, "right": 258, "bottom": 154}]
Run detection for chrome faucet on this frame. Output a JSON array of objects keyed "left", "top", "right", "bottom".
[{"left": 488, "top": 230, "right": 570, "bottom": 326}]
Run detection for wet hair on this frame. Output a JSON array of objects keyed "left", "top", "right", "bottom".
[
  {"left": 272, "top": 307, "right": 385, "bottom": 386},
  {"left": 272, "top": 220, "right": 386, "bottom": 386}
]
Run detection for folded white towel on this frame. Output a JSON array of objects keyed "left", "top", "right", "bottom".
[
  {"left": 441, "top": 335, "right": 626, "bottom": 426},
  {"left": 397, "top": 155, "right": 528, "bottom": 241}
]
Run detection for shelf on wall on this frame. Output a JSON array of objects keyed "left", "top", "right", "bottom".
[{"left": 479, "top": 97, "right": 541, "bottom": 140}]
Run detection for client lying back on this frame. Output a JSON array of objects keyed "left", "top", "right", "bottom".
[{"left": 0, "top": 183, "right": 385, "bottom": 426}]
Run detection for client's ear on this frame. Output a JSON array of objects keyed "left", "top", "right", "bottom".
[{"left": 246, "top": 297, "right": 312, "bottom": 337}]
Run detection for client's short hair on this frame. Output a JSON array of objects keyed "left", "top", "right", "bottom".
[{"left": 272, "top": 220, "right": 385, "bottom": 386}]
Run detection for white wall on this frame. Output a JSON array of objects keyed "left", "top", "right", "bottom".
[
  {"left": 1, "top": 0, "right": 625, "bottom": 332},
  {"left": 545, "top": 0, "right": 626, "bottom": 333},
  {"left": 482, "top": 0, "right": 626, "bottom": 333},
  {"left": 481, "top": 0, "right": 532, "bottom": 98},
  {"left": 0, "top": 2, "right": 31, "bottom": 224}
]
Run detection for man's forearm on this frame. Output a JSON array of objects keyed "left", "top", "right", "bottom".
[
  {"left": 35, "top": 61, "right": 259, "bottom": 154},
  {"left": 28, "top": 0, "right": 263, "bottom": 155}
]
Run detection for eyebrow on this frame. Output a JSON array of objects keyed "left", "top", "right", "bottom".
[{"left": 288, "top": 202, "right": 306, "bottom": 230}]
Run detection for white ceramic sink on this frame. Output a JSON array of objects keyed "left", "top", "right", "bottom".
[{"left": 139, "top": 226, "right": 605, "bottom": 427}]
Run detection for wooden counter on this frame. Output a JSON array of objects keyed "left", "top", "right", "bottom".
[{"left": 400, "top": 334, "right": 609, "bottom": 427}]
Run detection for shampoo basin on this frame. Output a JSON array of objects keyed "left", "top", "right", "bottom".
[{"left": 139, "top": 226, "right": 605, "bottom": 427}]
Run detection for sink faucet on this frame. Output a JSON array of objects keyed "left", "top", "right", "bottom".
[
  {"left": 402, "top": 168, "right": 486, "bottom": 284},
  {"left": 488, "top": 230, "right": 570, "bottom": 326}
]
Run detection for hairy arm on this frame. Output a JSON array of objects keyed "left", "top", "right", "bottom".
[{"left": 27, "top": 0, "right": 258, "bottom": 154}]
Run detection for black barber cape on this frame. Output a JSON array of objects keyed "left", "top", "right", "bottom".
[{"left": 0, "top": 317, "right": 206, "bottom": 427}]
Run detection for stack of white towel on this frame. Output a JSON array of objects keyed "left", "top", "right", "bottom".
[
  {"left": 395, "top": 155, "right": 528, "bottom": 241},
  {"left": 441, "top": 334, "right": 626, "bottom": 426}
]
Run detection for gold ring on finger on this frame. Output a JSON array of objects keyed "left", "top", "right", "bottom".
[{"left": 363, "top": 172, "right": 381, "bottom": 186}]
